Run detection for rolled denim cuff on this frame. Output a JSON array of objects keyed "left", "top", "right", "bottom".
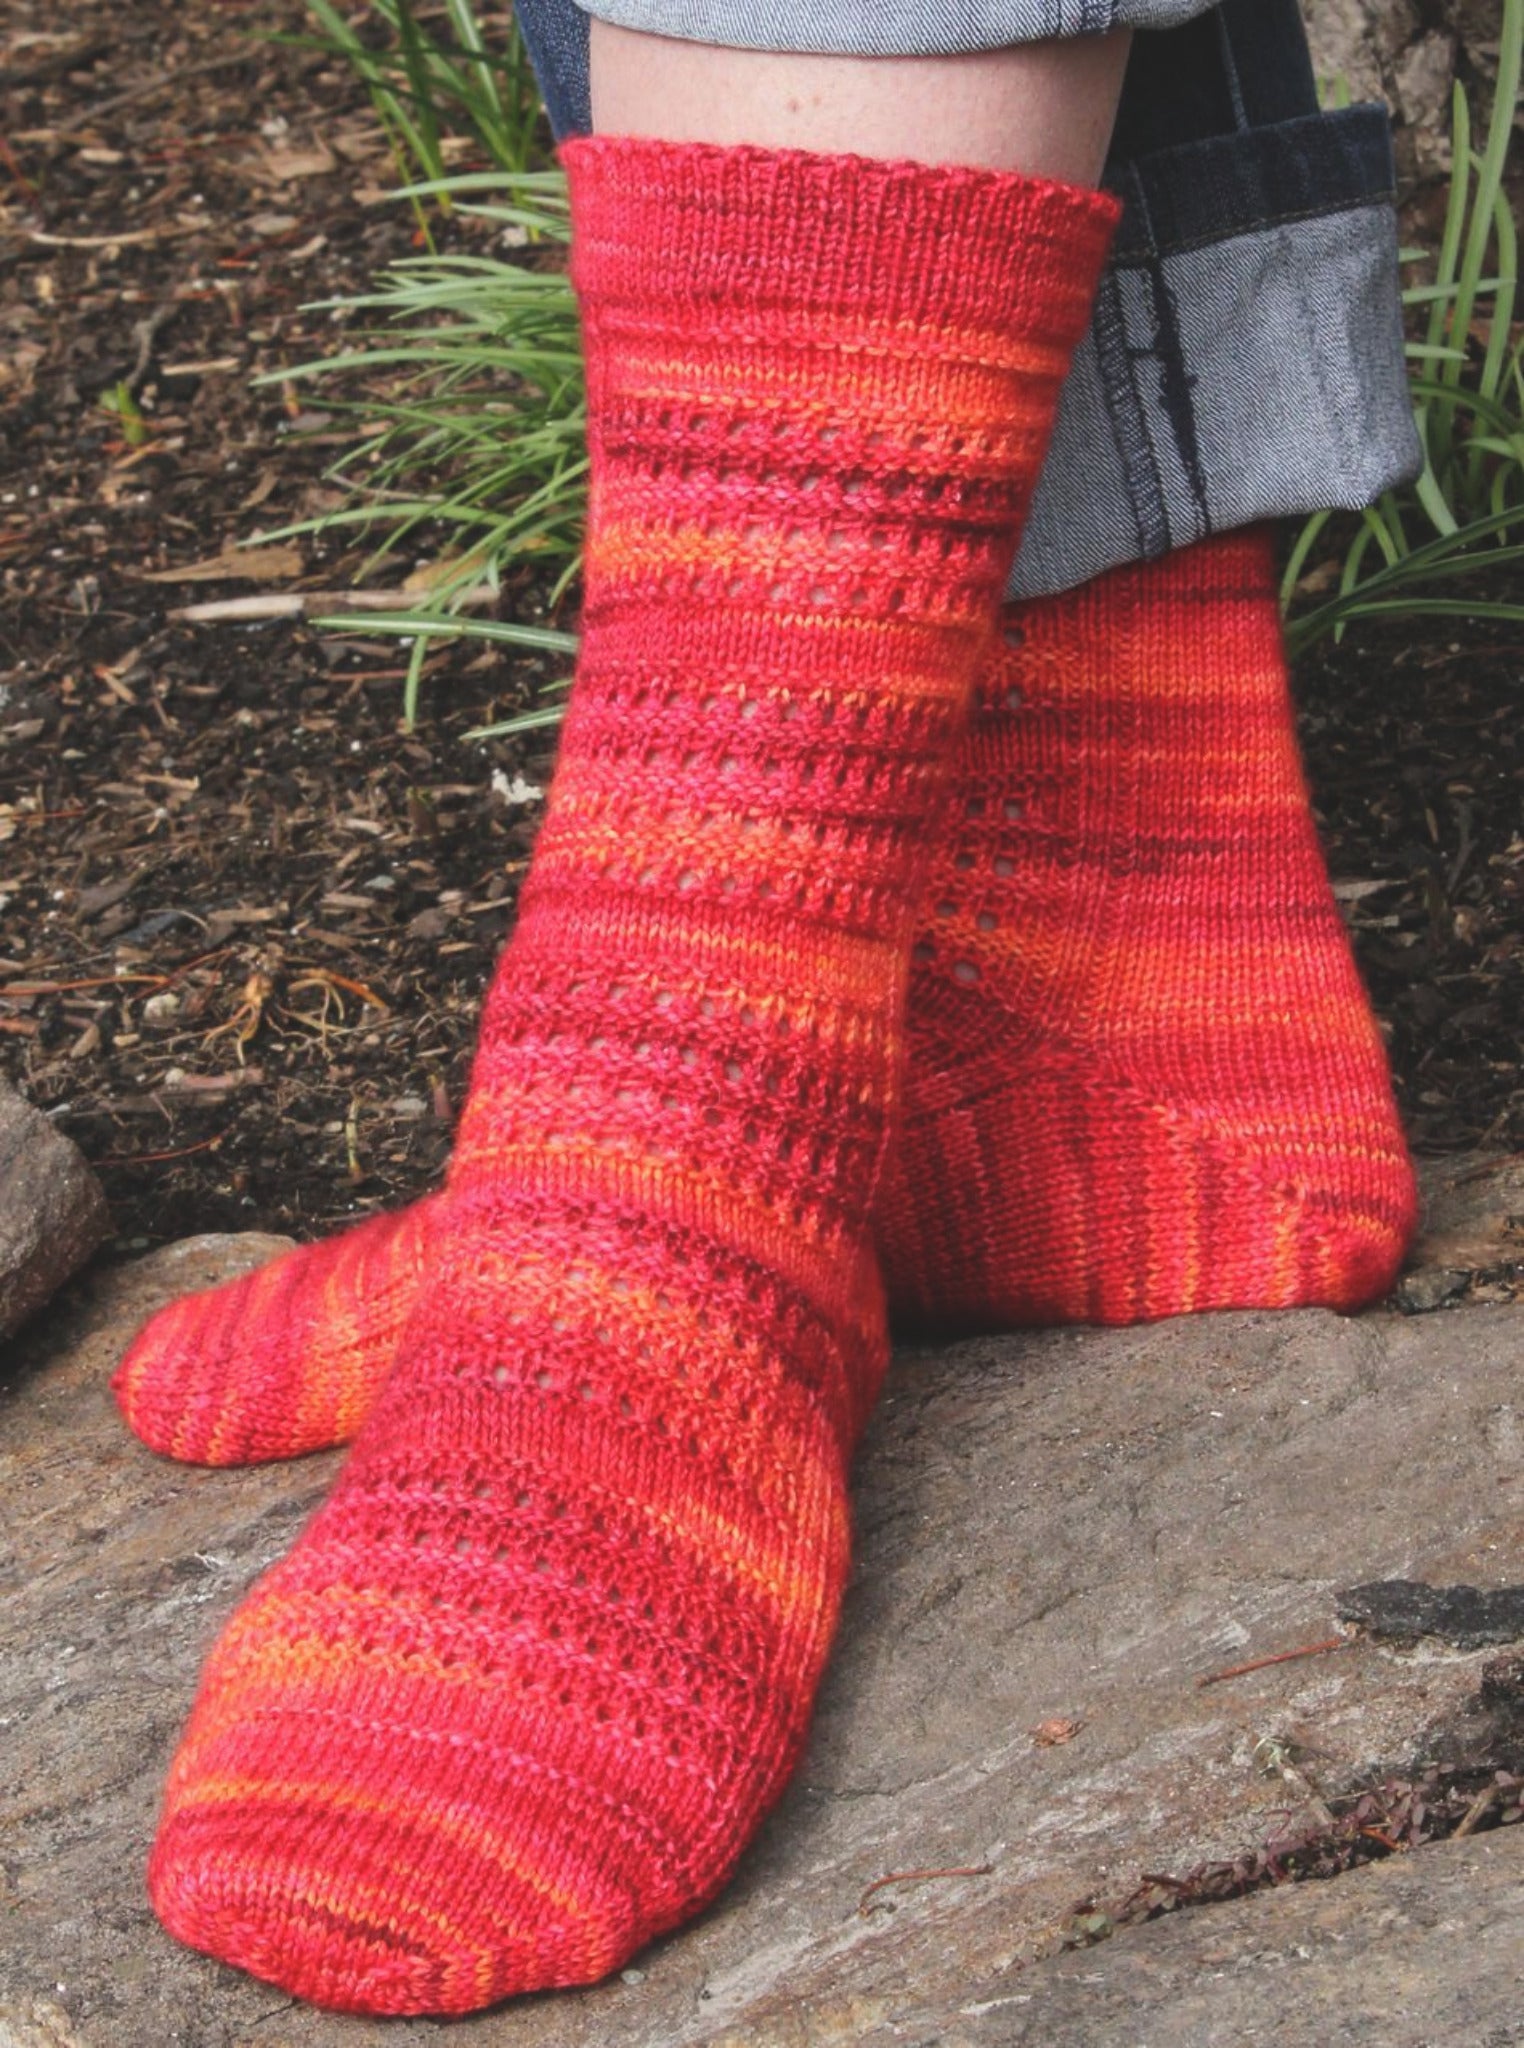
[
  {"left": 1010, "top": 104, "right": 1423, "bottom": 598},
  {"left": 572, "top": 0, "right": 1221, "bottom": 57}
]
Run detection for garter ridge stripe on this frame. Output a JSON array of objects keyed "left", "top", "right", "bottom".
[{"left": 140, "top": 135, "right": 1116, "bottom": 2013}]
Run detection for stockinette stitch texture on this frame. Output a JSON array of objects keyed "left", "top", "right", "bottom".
[
  {"left": 113, "top": 1199, "right": 439, "bottom": 1463},
  {"left": 141, "top": 134, "right": 1117, "bottom": 2014},
  {"left": 879, "top": 528, "right": 1419, "bottom": 1325}
]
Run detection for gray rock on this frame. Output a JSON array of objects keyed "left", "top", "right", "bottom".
[
  {"left": 1337, "top": 1578, "right": 1524, "bottom": 1650},
  {"left": 1395, "top": 1266, "right": 1470, "bottom": 1314},
  {"left": 1412, "top": 1153, "right": 1524, "bottom": 1275},
  {"left": 1304, "top": 0, "right": 1421, "bottom": 106},
  {"left": 0, "top": 1084, "right": 109, "bottom": 1342},
  {"left": 0, "top": 2000, "right": 96, "bottom": 2048},
  {"left": 1303, "top": 0, "right": 1469, "bottom": 179},
  {"left": 943, "top": 1827, "right": 1524, "bottom": 2047},
  {"left": 6, "top": 1220, "right": 1524, "bottom": 2046},
  {"left": 1394, "top": 28, "right": 1462, "bottom": 174}
]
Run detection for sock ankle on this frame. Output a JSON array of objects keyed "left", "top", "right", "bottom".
[{"left": 877, "top": 527, "right": 1418, "bottom": 1327}]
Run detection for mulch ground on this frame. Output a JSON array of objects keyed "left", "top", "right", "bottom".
[{"left": 3, "top": 0, "right": 1521, "bottom": 1258}]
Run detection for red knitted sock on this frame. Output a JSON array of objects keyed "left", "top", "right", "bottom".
[
  {"left": 877, "top": 529, "right": 1418, "bottom": 1327},
  {"left": 114, "top": 1195, "right": 444, "bottom": 1463},
  {"left": 114, "top": 531, "right": 1420, "bottom": 1472},
  {"left": 113, "top": 529, "right": 1416, "bottom": 1465},
  {"left": 142, "top": 136, "right": 1115, "bottom": 2014}
]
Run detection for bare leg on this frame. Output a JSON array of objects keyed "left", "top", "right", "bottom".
[{"left": 590, "top": 19, "right": 1132, "bottom": 183}]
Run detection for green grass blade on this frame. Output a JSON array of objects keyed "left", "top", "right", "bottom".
[{"left": 313, "top": 614, "right": 581, "bottom": 653}]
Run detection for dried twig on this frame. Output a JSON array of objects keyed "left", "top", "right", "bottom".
[
  {"left": 1453, "top": 1788, "right": 1498, "bottom": 1839},
  {"left": 26, "top": 226, "right": 201, "bottom": 250},
  {"left": 857, "top": 1864, "right": 994, "bottom": 1917},
  {"left": 1197, "top": 1637, "right": 1350, "bottom": 1688},
  {"left": 172, "top": 586, "right": 498, "bottom": 624}
]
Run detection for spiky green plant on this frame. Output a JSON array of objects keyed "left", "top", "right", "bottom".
[
  {"left": 300, "top": 1, "right": 548, "bottom": 190},
  {"left": 262, "top": 173, "right": 582, "bottom": 724},
  {"left": 1284, "top": 0, "right": 1524, "bottom": 651}
]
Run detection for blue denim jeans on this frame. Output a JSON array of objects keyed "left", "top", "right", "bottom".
[
  {"left": 516, "top": 0, "right": 1421, "bottom": 599},
  {"left": 572, "top": 0, "right": 1221, "bottom": 55}
]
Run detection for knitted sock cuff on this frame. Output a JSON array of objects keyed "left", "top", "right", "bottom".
[{"left": 561, "top": 134, "right": 1118, "bottom": 348}]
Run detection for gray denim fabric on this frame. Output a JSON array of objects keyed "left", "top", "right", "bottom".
[
  {"left": 1012, "top": 173, "right": 1417, "bottom": 596},
  {"left": 575, "top": 0, "right": 1219, "bottom": 57}
]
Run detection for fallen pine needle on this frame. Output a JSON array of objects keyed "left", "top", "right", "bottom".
[
  {"left": 1, "top": 971, "right": 167, "bottom": 997},
  {"left": 0, "top": 949, "right": 230, "bottom": 1001},
  {"left": 1197, "top": 1637, "right": 1350, "bottom": 1688},
  {"left": 96, "top": 1132, "right": 227, "bottom": 1167},
  {"left": 289, "top": 966, "right": 390, "bottom": 1011},
  {"left": 857, "top": 1864, "right": 993, "bottom": 1917}
]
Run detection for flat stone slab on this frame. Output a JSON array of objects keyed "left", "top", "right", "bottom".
[{"left": 5, "top": 1230, "right": 1524, "bottom": 2045}]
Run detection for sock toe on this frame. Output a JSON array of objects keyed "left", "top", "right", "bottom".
[
  {"left": 113, "top": 1201, "right": 440, "bottom": 1465},
  {"left": 148, "top": 1769, "right": 642, "bottom": 2013}
]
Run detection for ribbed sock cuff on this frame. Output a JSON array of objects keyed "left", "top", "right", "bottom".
[{"left": 562, "top": 134, "right": 1118, "bottom": 348}]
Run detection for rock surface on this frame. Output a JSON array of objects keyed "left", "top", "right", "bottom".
[
  {"left": 6, "top": 1216, "right": 1524, "bottom": 2045},
  {"left": 950, "top": 1827, "right": 1524, "bottom": 2047},
  {"left": 0, "top": 1083, "right": 110, "bottom": 1342},
  {"left": 1303, "top": 0, "right": 1484, "bottom": 178}
]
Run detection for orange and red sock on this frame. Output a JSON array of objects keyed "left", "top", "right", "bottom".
[
  {"left": 141, "top": 136, "right": 1115, "bottom": 2013},
  {"left": 112, "top": 1197, "right": 442, "bottom": 1464},
  {"left": 878, "top": 529, "right": 1417, "bottom": 1326},
  {"left": 113, "top": 537, "right": 1417, "bottom": 1470}
]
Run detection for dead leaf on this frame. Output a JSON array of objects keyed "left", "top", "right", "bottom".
[
  {"left": 403, "top": 550, "right": 490, "bottom": 593},
  {"left": 1295, "top": 558, "right": 1341, "bottom": 596},
  {"left": 262, "top": 145, "right": 336, "bottom": 182},
  {"left": 1030, "top": 1716, "right": 1085, "bottom": 1748},
  {"left": 136, "top": 542, "right": 303, "bottom": 586},
  {"left": 237, "top": 468, "right": 282, "bottom": 513},
  {"left": 77, "top": 875, "right": 138, "bottom": 917}
]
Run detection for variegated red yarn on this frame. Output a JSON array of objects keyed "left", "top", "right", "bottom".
[
  {"left": 138, "top": 135, "right": 1116, "bottom": 2015},
  {"left": 880, "top": 529, "right": 1418, "bottom": 1325},
  {"left": 113, "top": 534, "right": 1418, "bottom": 1475}
]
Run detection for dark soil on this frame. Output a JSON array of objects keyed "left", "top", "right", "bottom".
[
  {"left": 2, "top": 0, "right": 565, "bottom": 1246},
  {"left": 2, "top": 0, "right": 1521, "bottom": 1257}
]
